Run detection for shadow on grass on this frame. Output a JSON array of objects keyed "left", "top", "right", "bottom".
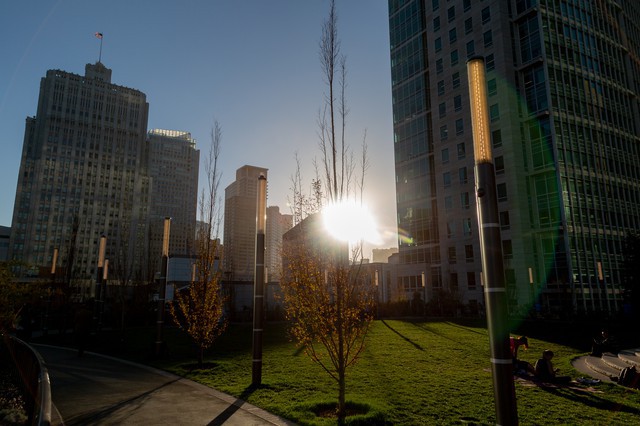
[
  {"left": 206, "top": 384, "right": 258, "bottom": 426},
  {"left": 537, "top": 384, "right": 640, "bottom": 416},
  {"left": 381, "top": 320, "right": 424, "bottom": 351}
]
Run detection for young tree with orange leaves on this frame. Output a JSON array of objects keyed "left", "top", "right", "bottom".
[
  {"left": 281, "top": 1, "right": 373, "bottom": 421},
  {"left": 169, "top": 121, "right": 226, "bottom": 367}
]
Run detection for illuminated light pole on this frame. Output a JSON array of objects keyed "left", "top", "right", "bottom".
[
  {"left": 252, "top": 174, "right": 267, "bottom": 386},
  {"left": 99, "top": 259, "right": 109, "bottom": 330},
  {"left": 95, "top": 235, "right": 107, "bottom": 331},
  {"left": 44, "top": 248, "right": 58, "bottom": 337},
  {"left": 156, "top": 217, "right": 171, "bottom": 357},
  {"left": 421, "top": 271, "right": 427, "bottom": 317},
  {"left": 467, "top": 57, "right": 518, "bottom": 425}
]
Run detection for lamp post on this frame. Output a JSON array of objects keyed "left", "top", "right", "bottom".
[
  {"left": 468, "top": 57, "right": 518, "bottom": 425},
  {"left": 44, "top": 248, "right": 58, "bottom": 337},
  {"left": 375, "top": 270, "right": 380, "bottom": 319},
  {"left": 156, "top": 217, "right": 171, "bottom": 357},
  {"left": 421, "top": 271, "right": 427, "bottom": 317},
  {"left": 99, "top": 258, "right": 108, "bottom": 330},
  {"left": 95, "top": 235, "right": 106, "bottom": 331},
  {"left": 252, "top": 174, "right": 267, "bottom": 386}
]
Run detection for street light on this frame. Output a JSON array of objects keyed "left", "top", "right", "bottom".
[
  {"left": 44, "top": 248, "right": 58, "bottom": 337},
  {"left": 421, "top": 271, "right": 426, "bottom": 317},
  {"left": 468, "top": 56, "right": 518, "bottom": 425},
  {"left": 252, "top": 174, "right": 267, "bottom": 386},
  {"left": 156, "top": 217, "right": 171, "bottom": 356},
  {"left": 95, "top": 235, "right": 106, "bottom": 331}
]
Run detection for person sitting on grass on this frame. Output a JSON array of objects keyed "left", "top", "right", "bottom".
[
  {"left": 535, "top": 350, "right": 571, "bottom": 384},
  {"left": 510, "top": 335, "right": 535, "bottom": 375}
]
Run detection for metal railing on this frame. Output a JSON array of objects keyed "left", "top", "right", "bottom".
[{"left": 2, "top": 333, "right": 52, "bottom": 426}]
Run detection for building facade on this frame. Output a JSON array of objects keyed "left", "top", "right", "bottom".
[
  {"left": 266, "top": 205, "right": 293, "bottom": 282},
  {"left": 223, "top": 165, "right": 268, "bottom": 281},
  {"left": 388, "top": 0, "right": 640, "bottom": 315},
  {"left": 9, "top": 62, "right": 151, "bottom": 290},
  {"left": 147, "top": 129, "right": 199, "bottom": 265}
]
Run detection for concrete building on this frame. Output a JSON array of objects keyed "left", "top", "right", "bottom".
[
  {"left": 266, "top": 205, "right": 293, "bottom": 282},
  {"left": 9, "top": 62, "right": 150, "bottom": 290},
  {"left": 372, "top": 247, "right": 399, "bottom": 263},
  {"left": 0, "top": 226, "right": 10, "bottom": 261},
  {"left": 147, "top": 129, "right": 199, "bottom": 265},
  {"left": 222, "top": 165, "right": 268, "bottom": 282},
  {"left": 388, "top": 0, "right": 640, "bottom": 315}
]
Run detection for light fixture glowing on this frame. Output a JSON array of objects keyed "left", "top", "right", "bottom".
[{"left": 467, "top": 57, "right": 492, "bottom": 163}]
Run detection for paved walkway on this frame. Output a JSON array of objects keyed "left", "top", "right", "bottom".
[{"left": 33, "top": 345, "right": 295, "bottom": 426}]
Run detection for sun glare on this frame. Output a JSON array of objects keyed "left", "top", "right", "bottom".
[{"left": 322, "top": 200, "right": 381, "bottom": 244}]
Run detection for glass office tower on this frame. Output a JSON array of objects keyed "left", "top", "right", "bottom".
[{"left": 389, "top": 0, "right": 640, "bottom": 315}]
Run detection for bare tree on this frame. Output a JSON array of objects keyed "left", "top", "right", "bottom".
[
  {"left": 281, "top": 1, "right": 372, "bottom": 421},
  {"left": 168, "top": 121, "right": 226, "bottom": 367}
]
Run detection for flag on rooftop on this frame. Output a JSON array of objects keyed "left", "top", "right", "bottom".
[{"left": 95, "top": 32, "right": 103, "bottom": 39}]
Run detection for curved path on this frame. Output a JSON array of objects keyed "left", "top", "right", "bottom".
[{"left": 33, "top": 344, "right": 295, "bottom": 426}]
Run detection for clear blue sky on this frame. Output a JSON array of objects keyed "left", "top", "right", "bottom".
[{"left": 0, "top": 0, "right": 397, "bottom": 255}]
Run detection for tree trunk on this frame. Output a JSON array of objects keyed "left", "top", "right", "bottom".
[
  {"left": 338, "top": 370, "right": 346, "bottom": 424},
  {"left": 198, "top": 346, "right": 204, "bottom": 368}
]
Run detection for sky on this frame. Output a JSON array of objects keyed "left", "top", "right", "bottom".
[{"left": 0, "top": 0, "right": 397, "bottom": 257}]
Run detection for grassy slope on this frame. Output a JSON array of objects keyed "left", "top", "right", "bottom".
[{"left": 42, "top": 319, "right": 640, "bottom": 425}]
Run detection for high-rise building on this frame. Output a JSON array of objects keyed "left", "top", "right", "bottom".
[
  {"left": 147, "top": 129, "right": 199, "bottom": 263},
  {"left": 266, "top": 205, "right": 293, "bottom": 282},
  {"left": 9, "top": 62, "right": 151, "bottom": 287},
  {"left": 388, "top": 0, "right": 640, "bottom": 315},
  {"left": 223, "top": 165, "right": 268, "bottom": 281}
]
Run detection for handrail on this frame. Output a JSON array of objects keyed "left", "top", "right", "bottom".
[{"left": 2, "top": 334, "right": 52, "bottom": 426}]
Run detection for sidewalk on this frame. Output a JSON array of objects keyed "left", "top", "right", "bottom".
[{"left": 33, "top": 344, "right": 296, "bottom": 425}]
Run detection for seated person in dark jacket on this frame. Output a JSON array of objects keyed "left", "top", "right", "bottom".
[
  {"left": 535, "top": 350, "right": 571, "bottom": 383},
  {"left": 591, "top": 329, "right": 616, "bottom": 357}
]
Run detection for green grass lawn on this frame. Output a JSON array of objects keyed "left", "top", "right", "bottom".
[{"left": 42, "top": 319, "right": 640, "bottom": 425}]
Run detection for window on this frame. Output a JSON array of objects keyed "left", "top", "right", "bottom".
[
  {"left": 444, "top": 195, "right": 453, "bottom": 210},
  {"left": 449, "top": 28, "right": 457, "bottom": 43},
  {"left": 454, "top": 95, "right": 462, "bottom": 111},
  {"left": 467, "top": 271, "right": 476, "bottom": 289},
  {"left": 484, "top": 30, "right": 493, "bottom": 48},
  {"left": 447, "top": 220, "right": 456, "bottom": 237},
  {"left": 439, "top": 102, "right": 447, "bottom": 118},
  {"left": 465, "top": 245, "right": 474, "bottom": 262},
  {"left": 435, "top": 37, "right": 442, "bottom": 53},
  {"left": 457, "top": 142, "right": 466, "bottom": 159},
  {"left": 502, "top": 240, "right": 513, "bottom": 259},
  {"left": 488, "top": 78, "right": 497, "bottom": 96},
  {"left": 466, "top": 40, "right": 475, "bottom": 57},
  {"left": 441, "top": 148, "right": 449, "bottom": 163},
  {"left": 463, "top": 218, "right": 472, "bottom": 236},
  {"left": 433, "top": 16, "right": 441, "bottom": 32},
  {"left": 490, "top": 103, "right": 500, "bottom": 121},
  {"left": 495, "top": 155, "right": 504, "bottom": 174},
  {"left": 440, "top": 125, "right": 448, "bottom": 140},
  {"left": 452, "top": 72, "right": 460, "bottom": 88},
  {"left": 436, "top": 58, "right": 444, "bottom": 74},
  {"left": 450, "top": 273, "right": 459, "bottom": 290},
  {"left": 492, "top": 129, "right": 502, "bottom": 148},
  {"left": 432, "top": 0, "right": 439, "bottom": 12},
  {"left": 456, "top": 118, "right": 464, "bottom": 135},
  {"left": 463, "top": 0, "right": 471, "bottom": 12},
  {"left": 497, "top": 183, "right": 508, "bottom": 201},
  {"left": 438, "top": 80, "right": 445, "bottom": 96},
  {"left": 465, "top": 17, "right": 473, "bottom": 34},
  {"left": 461, "top": 191, "right": 470, "bottom": 209},
  {"left": 451, "top": 49, "right": 459, "bottom": 66},
  {"left": 482, "top": 6, "right": 491, "bottom": 24},
  {"left": 443, "top": 172, "right": 451, "bottom": 187},
  {"left": 448, "top": 6, "right": 456, "bottom": 22},
  {"left": 486, "top": 53, "right": 495, "bottom": 70},
  {"left": 458, "top": 166, "right": 468, "bottom": 184},
  {"left": 499, "top": 210, "right": 510, "bottom": 230},
  {"left": 448, "top": 247, "right": 457, "bottom": 264}
]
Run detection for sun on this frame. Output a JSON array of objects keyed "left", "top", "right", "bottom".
[{"left": 322, "top": 199, "right": 381, "bottom": 245}]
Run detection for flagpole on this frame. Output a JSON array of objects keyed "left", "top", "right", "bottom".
[{"left": 99, "top": 36, "right": 103, "bottom": 63}]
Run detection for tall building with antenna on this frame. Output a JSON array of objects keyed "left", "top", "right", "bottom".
[
  {"left": 9, "top": 62, "right": 151, "bottom": 289},
  {"left": 388, "top": 0, "right": 640, "bottom": 315}
]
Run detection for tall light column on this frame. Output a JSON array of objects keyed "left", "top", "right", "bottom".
[
  {"left": 252, "top": 175, "right": 267, "bottom": 386},
  {"left": 468, "top": 57, "right": 518, "bottom": 425},
  {"left": 44, "top": 248, "right": 58, "bottom": 337},
  {"left": 95, "top": 235, "right": 106, "bottom": 331},
  {"left": 156, "top": 217, "right": 171, "bottom": 356}
]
